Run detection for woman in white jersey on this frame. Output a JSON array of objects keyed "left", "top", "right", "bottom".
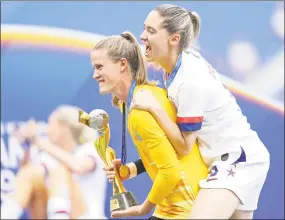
[
  {"left": 129, "top": 4, "right": 270, "bottom": 219},
  {"left": 1, "top": 105, "right": 107, "bottom": 219}
]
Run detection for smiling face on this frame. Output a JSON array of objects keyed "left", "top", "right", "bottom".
[
  {"left": 91, "top": 49, "right": 122, "bottom": 95},
  {"left": 140, "top": 10, "right": 171, "bottom": 64}
]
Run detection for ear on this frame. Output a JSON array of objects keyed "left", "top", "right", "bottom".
[
  {"left": 119, "top": 57, "right": 128, "bottom": 73},
  {"left": 169, "top": 33, "right": 181, "bottom": 47}
]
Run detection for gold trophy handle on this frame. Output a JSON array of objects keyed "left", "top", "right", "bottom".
[
  {"left": 79, "top": 110, "right": 126, "bottom": 195},
  {"left": 78, "top": 110, "right": 89, "bottom": 126},
  {"left": 94, "top": 131, "right": 127, "bottom": 195}
]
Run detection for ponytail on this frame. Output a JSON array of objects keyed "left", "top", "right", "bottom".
[
  {"left": 189, "top": 11, "right": 201, "bottom": 41},
  {"left": 120, "top": 31, "right": 148, "bottom": 86}
]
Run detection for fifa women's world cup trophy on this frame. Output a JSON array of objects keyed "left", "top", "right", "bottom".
[{"left": 78, "top": 109, "right": 138, "bottom": 212}]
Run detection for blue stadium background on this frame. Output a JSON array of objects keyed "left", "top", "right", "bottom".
[{"left": 1, "top": 1, "right": 284, "bottom": 219}]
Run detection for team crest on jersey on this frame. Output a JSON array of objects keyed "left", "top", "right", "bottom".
[{"left": 134, "top": 130, "right": 142, "bottom": 142}]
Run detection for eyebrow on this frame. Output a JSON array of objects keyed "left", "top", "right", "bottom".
[
  {"left": 93, "top": 63, "right": 103, "bottom": 69},
  {"left": 144, "top": 24, "right": 157, "bottom": 32}
]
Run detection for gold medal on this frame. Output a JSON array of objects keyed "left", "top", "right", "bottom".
[{"left": 119, "top": 165, "right": 130, "bottom": 180}]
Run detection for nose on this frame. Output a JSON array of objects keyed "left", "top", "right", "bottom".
[
  {"left": 140, "top": 30, "right": 147, "bottom": 43},
  {"left": 92, "top": 70, "right": 100, "bottom": 80}
]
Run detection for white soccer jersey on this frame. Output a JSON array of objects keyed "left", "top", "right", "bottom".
[
  {"left": 33, "top": 141, "right": 107, "bottom": 218},
  {"left": 72, "top": 142, "right": 107, "bottom": 218},
  {"left": 165, "top": 51, "right": 269, "bottom": 166}
]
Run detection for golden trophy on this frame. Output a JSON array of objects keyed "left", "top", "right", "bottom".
[{"left": 78, "top": 109, "right": 138, "bottom": 212}]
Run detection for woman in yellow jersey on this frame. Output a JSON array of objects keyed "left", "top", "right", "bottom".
[{"left": 90, "top": 31, "right": 208, "bottom": 219}]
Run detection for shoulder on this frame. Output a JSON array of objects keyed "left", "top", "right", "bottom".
[
  {"left": 136, "top": 85, "right": 174, "bottom": 110},
  {"left": 181, "top": 51, "right": 210, "bottom": 78},
  {"left": 182, "top": 49, "right": 202, "bottom": 60},
  {"left": 178, "top": 80, "right": 206, "bottom": 95},
  {"left": 129, "top": 108, "right": 156, "bottom": 128},
  {"left": 135, "top": 84, "right": 167, "bottom": 97}
]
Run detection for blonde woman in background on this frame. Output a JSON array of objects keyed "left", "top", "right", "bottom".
[{"left": 1, "top": 105, "right": 107, "bottom": 219}]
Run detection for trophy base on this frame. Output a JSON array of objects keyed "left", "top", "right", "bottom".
[{"left": 110, "top": 192, "right": 138, "bottom": 212}]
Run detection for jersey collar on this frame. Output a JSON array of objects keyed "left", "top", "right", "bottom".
[
  {"left": 127, "top": 80, "right": 137, "bottom": 113},
  {"left": 166, "top": 53, "right": 182, "bottom": 89}
]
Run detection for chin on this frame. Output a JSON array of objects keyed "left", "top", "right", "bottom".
[
  {"left": 145, "top": 55, "right": 154, "bottom": 62},
  {"left": 99, "top": 87, "right": 111, "bottom": 95}
]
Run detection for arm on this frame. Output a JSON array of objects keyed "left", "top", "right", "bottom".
[
  {"left": 13, "top": 127, "right": 31, "bottom": 167},
  {"left": 19, "top": 140, "right": 31, "bottom": 168},
  {"left": 111, "top": 109, "right": 184, "bottom": 217},
  {"left": 151, "top": 107, "right": 188, "bottom": 155},
  {"left": 20, "top": 149, "right": 30, "bottom": 167},
  {"left": 151, "top": 107, "right": 199, "bottom": 155},
  {"left": 31, "top": 137, "right": 95, "bottom": 174},
  {"left": 149, "top": 83, "right": 205, "bottom": 155},
  {"left": 104, "top": 158, "right": 146, "bottom": 183},
  {"left": 133, "top": 158, "right": 146, "bottom": 174},
  {"left": 124, "top": 158, "right": 146, "bottom": 179},
  {"left": 132, "top": 110, "right": 182, "bottom": 205}
]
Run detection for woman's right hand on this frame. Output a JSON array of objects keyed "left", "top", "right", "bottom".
[{"left": 103, "top": 159, "right": 123, "bottom": 183}]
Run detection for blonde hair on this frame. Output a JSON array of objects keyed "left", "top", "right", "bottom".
[
  {"left": 52, "top": 105, "right": 98, "bottom": 145},
  {"left": 93, "top": 31, "right": 153, "bottom": 108},
  {"left": 154, "top": 4, "right": 201, "bottom": 51}
]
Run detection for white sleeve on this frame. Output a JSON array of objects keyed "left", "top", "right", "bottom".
[
  {"left": 38, "top": 151, "right": 60, "bottom": 170},
  {"left": 176, "top": 83, "right": 205, "bottom": 132},
  {"left": 76, "top": 142, "right": 105, "bottom": 171}
]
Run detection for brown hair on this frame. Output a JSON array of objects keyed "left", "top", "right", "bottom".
[{"left": 154, "top": 4, "right": 201, "bottom": 51}]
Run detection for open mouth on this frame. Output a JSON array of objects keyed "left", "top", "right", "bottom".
[
  {"left": 98, "top": 79, "right": 105, "bottom": 85},
  {"left": 145, "top": 45, "right": 152, "bottom": 56}
]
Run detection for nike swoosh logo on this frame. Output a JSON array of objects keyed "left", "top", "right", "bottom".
[{"left": 232, "top": 146, "right": 247, "bottom": 165}]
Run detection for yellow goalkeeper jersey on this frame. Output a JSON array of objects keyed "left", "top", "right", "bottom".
[{"left": 126, "top": 82, "right": 208, "bottom": 219}]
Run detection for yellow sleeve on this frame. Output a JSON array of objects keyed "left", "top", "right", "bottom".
[{"left": 131, "top": 109, "right": 182, "bottom": 205}]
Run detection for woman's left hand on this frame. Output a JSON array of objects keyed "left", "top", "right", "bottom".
[
  {"left": 14, "top": 119, "right": 38, "bottom": 141},
  {"left": 111, "top": 200, "right": 155, "bottom": 218},
  {"left": 111, "top": 205, "right": 143, "bottom": 218},
  {"left": 131, "top": 89, "right": 161, "bottom": 112}
]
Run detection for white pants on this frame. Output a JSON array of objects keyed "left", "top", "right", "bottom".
[
  {"left": 78, "top": 211, "right": 107, "bottom": 219},
  {"left": 200, "top": 157, "right": 270, "bottom": 211}
]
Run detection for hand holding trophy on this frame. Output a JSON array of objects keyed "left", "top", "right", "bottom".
[{"left": 78, "top": 109, "right": 138, "bottom": 212}]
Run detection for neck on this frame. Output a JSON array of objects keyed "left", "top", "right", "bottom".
[
  {"left": 112, "top": 75, "right": 132, "bottom": 103},
  {"left": 159, "top": 49, "right": 180, "bottom": 75}
]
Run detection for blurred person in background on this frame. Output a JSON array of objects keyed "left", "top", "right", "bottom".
[
  {"left": 128, "top": 3, "right": 270, "bottom": 219},
  {"left": 91, "top": 31, "right": 208, "bottom": 219},
  {"left": 1, "top": 105, "right": 107, "bottom": 219}
]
